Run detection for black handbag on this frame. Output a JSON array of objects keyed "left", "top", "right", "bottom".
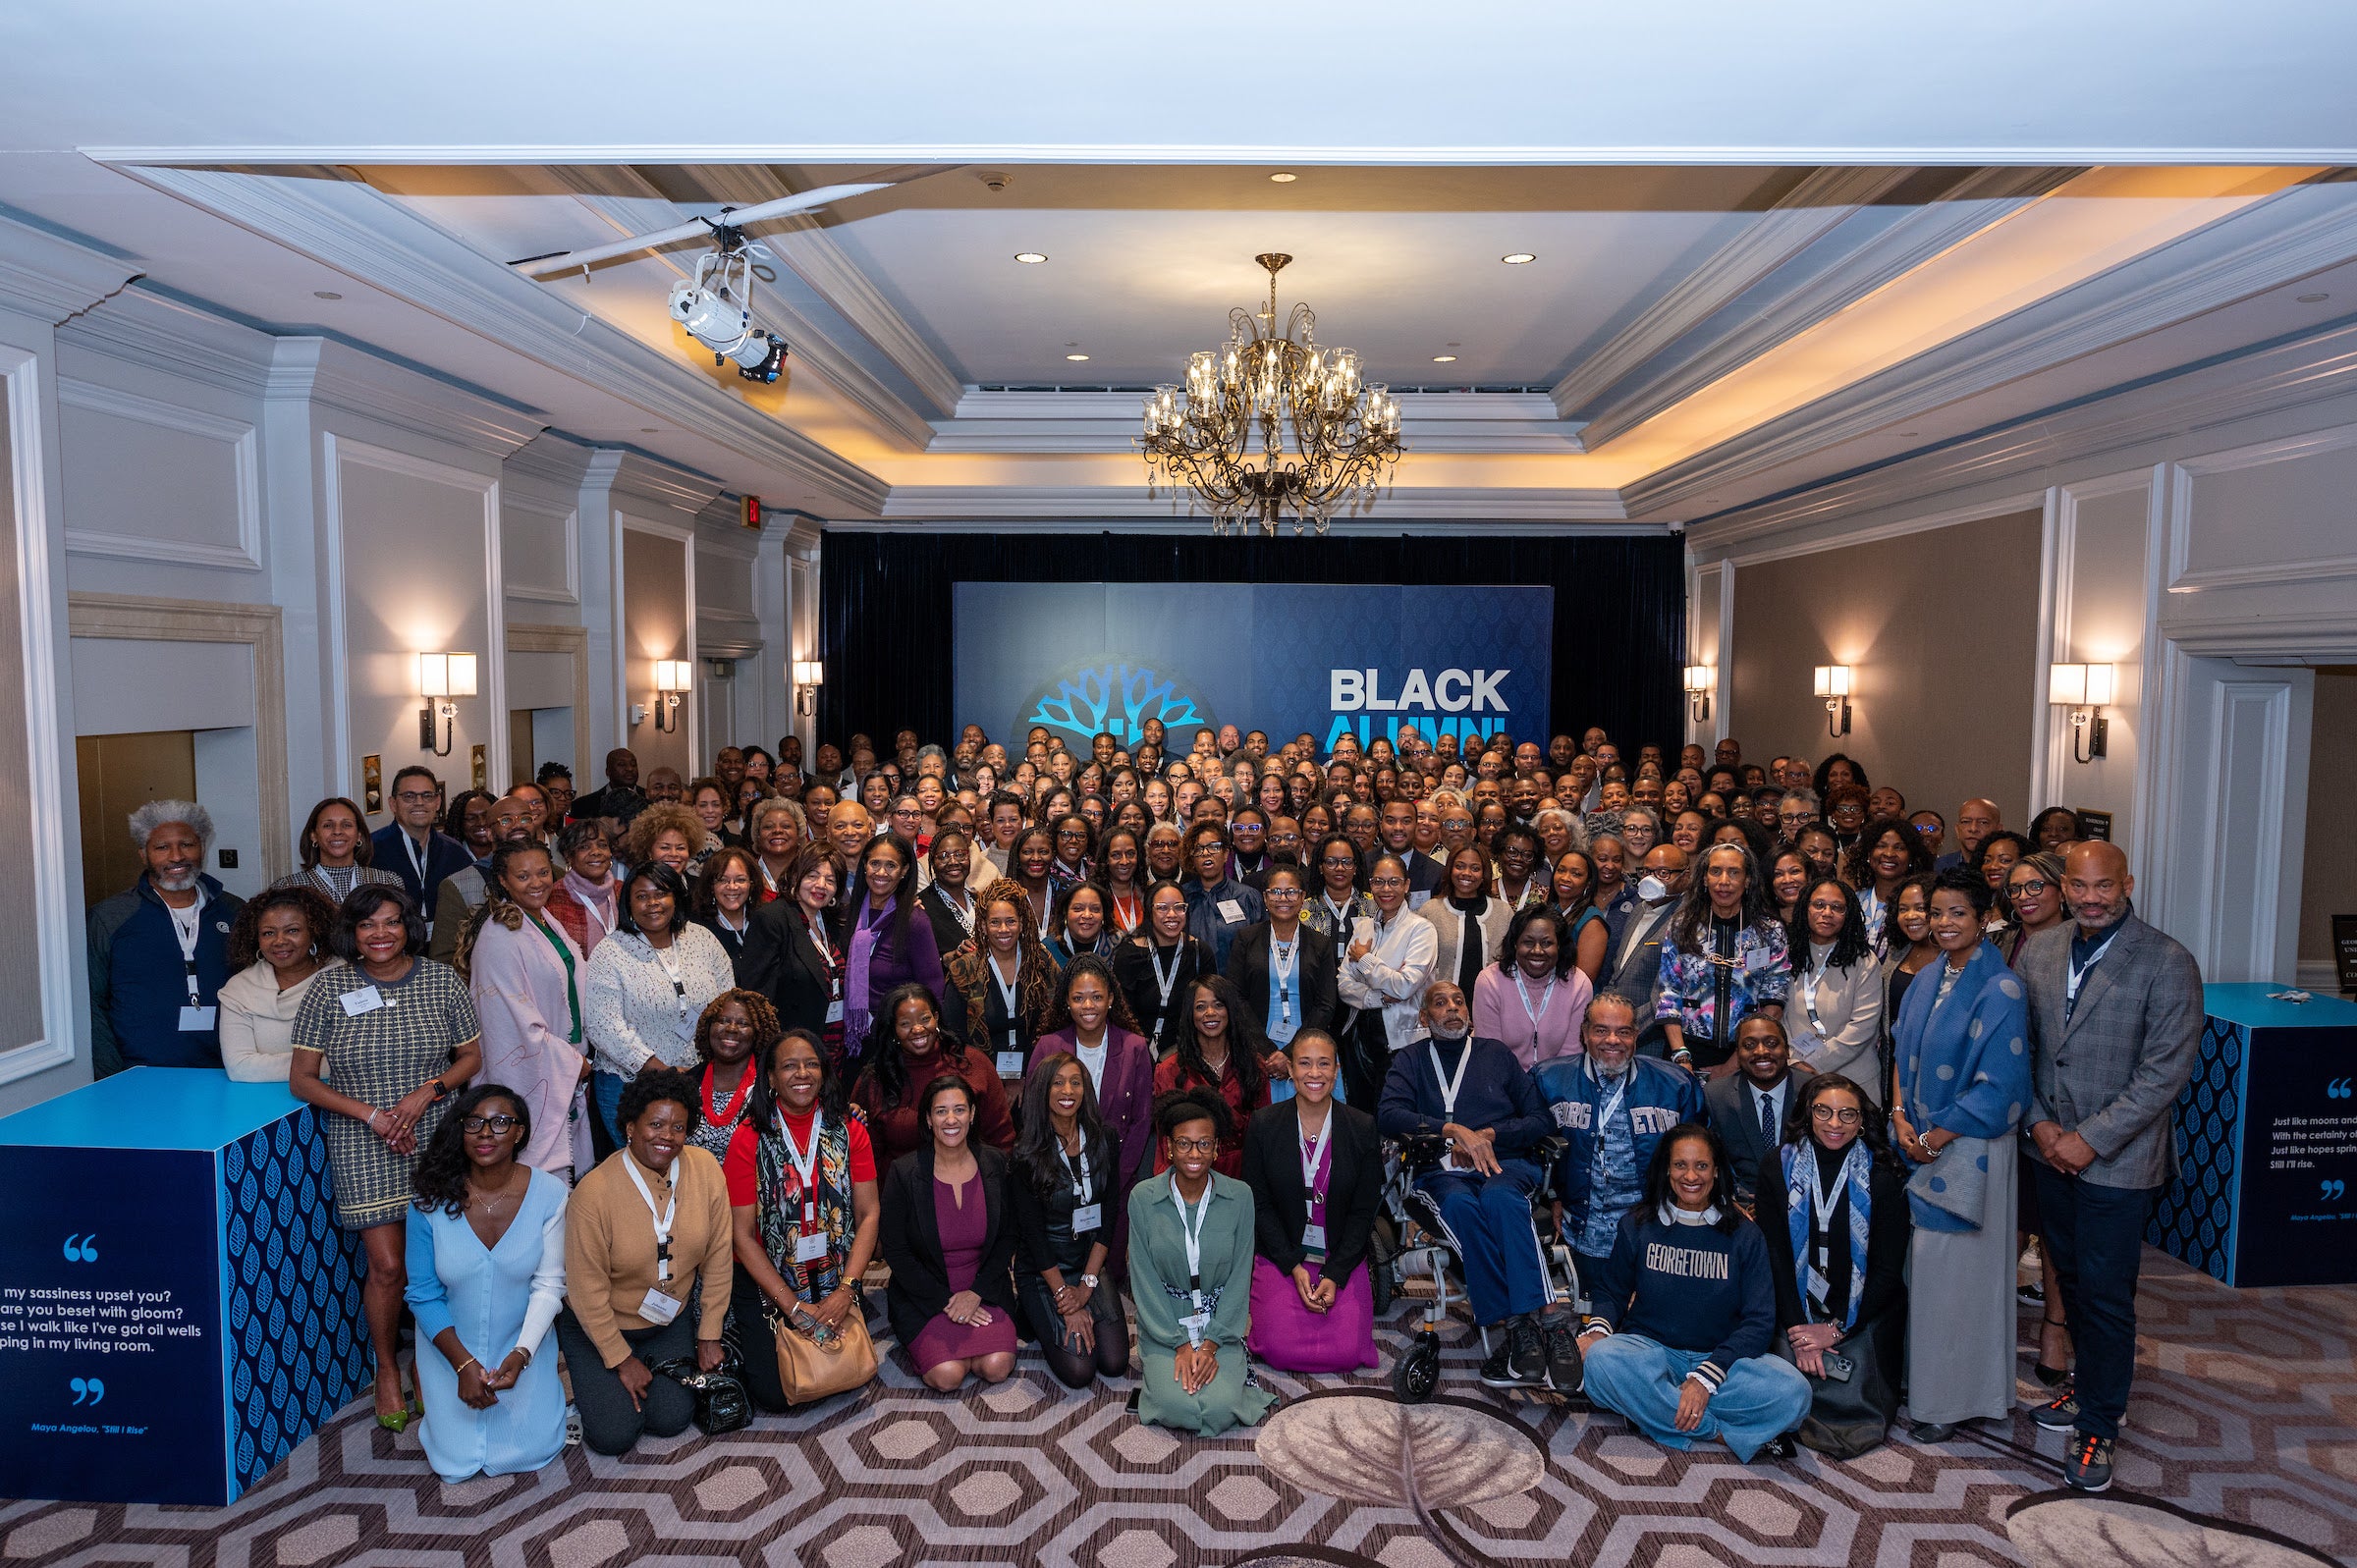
[
  {"left": 649, "top": 1335, "right": 754, "bottom": 1436},
  {"left": 1775, "top": 1307, "right": 1902, "bottom": 1460}
]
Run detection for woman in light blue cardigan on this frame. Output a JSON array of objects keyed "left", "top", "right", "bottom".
[{"left": 1890, "top": 870, "right": 2032, "bottom": 1442}]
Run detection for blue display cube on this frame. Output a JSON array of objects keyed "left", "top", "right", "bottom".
[{"left": 0, "top": 1068, "right": 369, "bottom": 1504}]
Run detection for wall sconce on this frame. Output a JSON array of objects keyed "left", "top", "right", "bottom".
[
  {"left": 1812, "top": 664, "right": 1853, "bottom": 737},
  {"left": 652, "top": 659, "right": 691, "bottom": 733},
  {"left": 416, "top": 652, "right": 477, "bottom": 756},
  {"left": 1682, "top": 664, "right": 1715, "bottom": 723},
  {"left": 2049, "top": 662, "right": 2114, "bottom": 762},
  {"left": 793, "top": 657, "right": 825, "bottom": 717}
]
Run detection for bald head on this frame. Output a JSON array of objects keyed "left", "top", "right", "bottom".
[
  {"left": 1955, "top": 798, "right": 2001, "bottom": 854},
  {"left": 2062, "top": 839, "right": 2133, "bottom": 934},
  {"left": 826, "top": 801, "right": 874, "bottom": 860}
]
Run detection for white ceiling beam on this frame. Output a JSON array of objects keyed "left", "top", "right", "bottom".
[
  {"left": 879, "top": 483, "right": 1629, "bottom": 522},
  {"left": 928, "top": 389, "right": 1587, "bottom": 455},
  {"left": 1548, "top": 165, "right": 1919, "bottom": 419},
  {"left": 675, "top": 164, "right": 968, "bottom": 420},
  {"left": 1626, "top": 174, "right": 2357, "bottom": 518},
  {"left": 1575, "top": 166, "right": 2079, "bottom": 450},
  {"left": 118, "top": 165, "right": 889, "bottom": 517}
]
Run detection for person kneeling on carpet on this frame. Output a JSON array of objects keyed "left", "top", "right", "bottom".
[
  {"left": 878, "top": 1073, "right": 1019, "bottom": 1391},
  {"left": 1128, "top": 1088, "right": 1278, "bottom": 1435},
  {"left": 1241, "top": 1028, "right": 1381, "bottom": 1374},
  {"left": 1577, "top": 1122, "right": 1812, "bottom": 1462}
]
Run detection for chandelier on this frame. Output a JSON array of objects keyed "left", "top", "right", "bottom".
[{"left": 1138, "top": 252, "right": 1403, "bottom": 536}]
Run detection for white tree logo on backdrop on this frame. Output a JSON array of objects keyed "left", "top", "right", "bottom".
[{"left": 1020, "top": 661, "right": 1217, "bottom": 746}]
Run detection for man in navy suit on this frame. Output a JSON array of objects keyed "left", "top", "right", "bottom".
[{"left": 369, "top": 764, "right": 471, "bottom": 935}]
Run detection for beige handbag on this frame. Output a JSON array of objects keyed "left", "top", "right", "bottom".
[{"left": 771, "top": 1300, "right": 878, "bottom": 1405}]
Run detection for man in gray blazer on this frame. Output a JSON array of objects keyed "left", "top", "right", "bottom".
[
  {"left": 2017, "top": 840, "right": 2202, "bottom": 1493},
  {"left": 1602, "top": 843, "right": 1688, "bottom": 1057}
]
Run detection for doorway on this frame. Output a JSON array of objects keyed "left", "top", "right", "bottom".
[
  {"left": 2297, "top": 666, "right": 2357, "bottom": 993},
  {"left": 76, "top": 730, "right": 195, "bottom": 908}
]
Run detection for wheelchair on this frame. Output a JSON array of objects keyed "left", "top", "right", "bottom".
[{"left": 1374, "top": 1130, "right": 1586, "bottom": 1404}]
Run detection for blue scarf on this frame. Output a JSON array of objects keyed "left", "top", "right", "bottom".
[
  {"left": 1892, "top": 940, "right": 2030, "bottom": 1229},
  {"left": 1781, "top": 1140, "right": 1872, "bottom": 1329}
]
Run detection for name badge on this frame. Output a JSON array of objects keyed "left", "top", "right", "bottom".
[
  {"left": 1217, "top": 899, "right": 1245, "bottom": 923},
  {"left": 794, "top": 1230, "right": 832, "bottom": 1264},
  {"left": 1302, "top": 1222, "right": 1327, "bottom": 1251},
  {"left": 1180, "top": 1309, "right": 1211, "bottom": 1345},
  {"left": 636, "top": 1286, "right": 684, "bottom": 1325},
  {"left": 1070, "top": 1202, "right": 1102, "bottom": 1235},
  {"left": 1744, "top": 946, "right": 1770, "bottom": 972},
  {"left": 997, "top": 1050, "right": 1026, "bottom": 1077},
  {"left": 178, "top": 1005, "right": 217, "bottom": 1032},
  {"left": 825, "top": 1000, "right": 845, "bottom": 1024},
  {"left": 339, "top": 986, "right": 385, "bottom": 1017},
  {"left": 674, "top": 1012, "right": 699, "bottom": 1043}
]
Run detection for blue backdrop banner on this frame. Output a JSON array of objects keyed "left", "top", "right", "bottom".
[{"left": 954, "top": 581, "right": 1554, "bottom": 753}]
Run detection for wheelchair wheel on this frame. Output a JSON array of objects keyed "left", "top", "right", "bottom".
[
  {"left": 1393, "top": 1334, "right": 1442, "bottom": 1404},
  {"left": 1370, "top": 1260, "right": 1395, "bottom": 1318}
]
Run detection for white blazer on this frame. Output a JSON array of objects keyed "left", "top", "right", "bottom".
[{"left": 1337, "top": 910, "right": 1440, "bottom": 1054}]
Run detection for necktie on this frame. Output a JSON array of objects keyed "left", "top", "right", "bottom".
[{"left": 1759, "top": 1088, "right": 1778, "bottom": 1151}]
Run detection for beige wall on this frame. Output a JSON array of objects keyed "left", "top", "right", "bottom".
[
  {"left": 1729, "top": 508, "right": 2043, "bottom": 827},
  {"left": 2299, "top": 666, "right": 2357, "bottom": 973},
  {"left": 622, "top": 524, "right": 692, "bottom": 779}
]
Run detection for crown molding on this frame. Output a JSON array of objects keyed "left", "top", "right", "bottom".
[
  {"left": 503, "top": 430, "right": 600, "bottom": 489},
  {"left": 122, "top": 164, "right": 890, "bottom": 516},
  {"left": 874, "top": 483, "right": 1635, "bottom": 524},
  {"left": 265, "top": 336, "right": 546, "bottom": 456},
  {"left": 1682, "top": 315, "right": 2357, "bottom": 554},
  {"left": 1629, "top": 175, "right": 2357, "bottom": 519},
  {"left": 0, "top": 212, "right": 142, "bottom": 326},
  {"left": 1549, "top": 165, "right": 1919, "bottom": 418},
  {"left": 929, "top": 389, "right": 1586, "bottom": 455},
  {"left": 538, "top": 170, "right": 937, "bottom": 450},
  {"left": 595, "top": 448, "right": 724, "bottom": 515},
  {"left": 673, "top": 163, "right": 967, "bottom": 419},
  {"left": 54, "top": 285, "right": 277, "bottom": 397},
  {"left": 1574, "top": 166, "right": 2079, "bottom": 451}
]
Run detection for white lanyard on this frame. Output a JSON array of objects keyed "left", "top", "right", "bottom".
[
  {"left": 1270, "top": 933, "right": 1299, "bottom": 1024},
  {"left": 1428, "top": 1039, "right": 1474, "bottom": 1116},
  {"left": 989, "top": 952, "right": 1022, "bottom": 1048},
  {"left": 1800, "top": 948, "right": 1829, "bottom": 1035},
  {"left": 1322, "top": 895, "right": 1355, "bottom": 934},
  {"left": 1511, "top": 969, "right": 1558, "bottom": 1053},
  {"left": 1297, "top": 1107, "right": 1335, "bottom": 1203},
  {"left": 1590, "top": 1062, "right": 1629, "bottom": 1144},
  {"left": 169, "top": 893, "right": 206, "bottom": 1004},
  {"left": 2066, "top": 930, "right": 2118, "bottom": 1002},
  {"left": 806, "top": 917, "right": 836, "bottom": 972},
  {"left": 651, "top": 944, "right": 687, "bottom": 1015},
  {"left": 759, "top": 858, "right": 781, "bottom": 895},
  {"left": 1804, "top": 1152, "right": 1846, "bottom": 1288},
  {"left": 782, "top": 1113, "right": 824, "bottom": 1208},
  {"left": 1171, "top": 1174, "right": 1211, "bottom": 1307},
  {"left": 717, "top": 907, "right": 747, "bottom": 936},
  {"left": 622, "top": 1154, "right": 680, "bottom": 1282},
  {"left": 1149, "top": 941, "right": 1183, "bottom": 1037},
  {"left": 940, "top": 887, "right": 976, "bottom": 938},
  {"left": 1058, "top": 1137, "right": 1093, "bottom": 1207},
  {"left": 400, "top": 829, "right": 428, "bottom": 890},
  {"left": 1031, "top": 888, "right": 1053, "bottom": 942}
]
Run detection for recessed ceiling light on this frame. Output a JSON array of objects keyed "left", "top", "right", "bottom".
[
  {"left": 2297, "top": 292, "right": 2330, "bottom": 302},
  {"left": 1269, "top": 172, "right": 1298, "bottom": 184},
  {"left": 1501, "top": 252, "right": 1536, "bottom": 265},
  {"left": 1066, "top": 352, "right": 1091, "bottom": 361},
  {"left": 1432, "top": 354, "right": 1458, "bottom": 363},
  {"left": 1014, "top": 252, "right": 1048, "bottom": 264},
  {"left": 312, "top": 291, "right": 342, "bottom": 299}
]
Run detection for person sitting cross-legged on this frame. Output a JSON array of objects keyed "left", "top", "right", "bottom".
[{"left": 1376, "top": 980, "right": 1576, "bottom": 1393}]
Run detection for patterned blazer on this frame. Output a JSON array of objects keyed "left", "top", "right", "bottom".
[{"left": 2017, "top": 912, "right": 2204, "bottom": 1190}]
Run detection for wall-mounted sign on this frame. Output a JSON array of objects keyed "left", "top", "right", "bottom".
[
  {"left": 470, "top": 744, "right": 487, "bottom": 793},
  {"left": 360, "top": 754, "right": 382, "bottom": 816},
  {"left": 2077, "top": 808, "right": 2114, "bottom": 842}
]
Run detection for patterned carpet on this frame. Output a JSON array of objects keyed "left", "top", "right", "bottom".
[{"left": 3, "top": 1247, "right": 2351, "bottom": 1568}]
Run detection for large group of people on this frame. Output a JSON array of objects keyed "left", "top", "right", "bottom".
[{"left": 83, "top": 719, "right": 2201, "bottom": 1495}]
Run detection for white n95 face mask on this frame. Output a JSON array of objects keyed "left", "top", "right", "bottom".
[{"left": 1637, "top": 875, "right": 1670, "bottom": 902}]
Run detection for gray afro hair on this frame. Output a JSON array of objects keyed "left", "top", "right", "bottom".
[{"left": 128, "top": 798, "right": 214, "bottom": 851}]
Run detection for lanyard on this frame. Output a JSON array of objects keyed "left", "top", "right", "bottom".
[
  {"left": 1428, "top": 1039, "right": 1473, "bottom": 1116},
  {"left": 1511, "top": 969, "right": 1557, "bottom": 1053},
  {"left": 989, "top": 952, "right": 1022, "bottom": 1048},
  {"left": 703, "top": 1063, "right": 752, "bottom": 1131},
  {"left": 168, "top": 892, "right": 205, "bottom": 1004},
  {"left": 1800, "top": 946, "right": 1829, "bottom": 1037},
  {"left": 1297, "top": 1106, "right": 1334, "bottom": 1207},
  {"left": 400, "top": 830, "right": 428, "bottom": 892},
  {"left": 1270, "top": 933, "right": 1299, "bottom": 1024},
  {"left": 622, "top": 1154, "right": 680, "bottom": 1282},
  {"left": 2066, "top": 930, "right": 2118, "bottom": 1003},
  {"left": 1148, "top": 942, "right": 1183, "bottom": 1040},
  {"left": 651, "top": 943, "right": 687, "bottom": 1015},
  {"left": 1111, "top": 892, "right": 1141, "bottom": 932},
  {"left": 939, "top": 887, "right": 976, "bottom": 939},
  {"left": 758, "top": 858, "right": 781, "bottom": 895},
  {"left": 1171, "top": 1174, "right": 1211, "bottom": 1305},
  {"left": 806, "top": 917, "right": 839, "bottom": 997},
  {"left": 1589, "top": 1061, "right": 1629, "bottom": 1150},
  {"left": 781, "top": 1112, "right": 824, "bottom": 1219},
  {"left": 1058, "top": 1136, "right": 1093, "bottom": 1208},
  {"left": 1322, "top": 894, "right": 1355, "bottom": 934},
  {"left": 528, "top": 912, "right": 582, "bottom": 1044},
  {"left": 1805, "top": 1150, "right": 1846, "bottom": 1244}
]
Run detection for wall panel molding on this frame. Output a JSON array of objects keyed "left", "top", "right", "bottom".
[
  {"left": 57, "top": 377, "right": 263, "bottom": 570},
  {"left": 505, "top": 621, "right": 591, "bottom": 785}
]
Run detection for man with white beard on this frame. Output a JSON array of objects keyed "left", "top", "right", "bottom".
[{"left": 87, "top": 799, "right": 247, "bottom": 1075}]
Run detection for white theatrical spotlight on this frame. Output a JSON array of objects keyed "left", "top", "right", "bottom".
[{"left": 666, "top": 228, "right": 790, "bottom": 383}]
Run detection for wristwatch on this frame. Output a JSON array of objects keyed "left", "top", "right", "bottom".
[{"left": 1079, "top": 1273, "right": 1099, "bottom": 1290}]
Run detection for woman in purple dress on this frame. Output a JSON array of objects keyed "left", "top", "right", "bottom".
[
  {"left": 878, "top": 1073, "right": 1019, "bottom": 1390},
  {"left": 1239, "top": 1028, "right": 1382, "bottom": 1373}
]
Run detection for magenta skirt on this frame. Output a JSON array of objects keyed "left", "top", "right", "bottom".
[{"left": 1245, "top": 1257, "right": 1378, "bottom": 1374}]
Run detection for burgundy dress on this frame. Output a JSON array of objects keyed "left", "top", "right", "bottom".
[{"left": 908, "top": 1170, "right": 1019, "bottom": 1371}]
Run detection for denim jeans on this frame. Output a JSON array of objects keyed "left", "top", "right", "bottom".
[
  {"left": 2032, "top": 1163, "right": 2158, "bottom": 1440},
  {"left": 591, "top": 1069, "right": 627, "bottom": 1151},
  {"left": 1582, "top": 1332, "right": 1813, "bottom": 1461}
]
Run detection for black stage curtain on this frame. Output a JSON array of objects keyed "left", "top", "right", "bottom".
[{"left": 817, "top": 530, "right": 1684, "bottom": 752}]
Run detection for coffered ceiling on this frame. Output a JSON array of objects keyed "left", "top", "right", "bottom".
[{"left": 6, "top": 4, "right": 2357, "bottom": 532}]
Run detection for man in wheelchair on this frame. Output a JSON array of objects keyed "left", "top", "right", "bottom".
[
  {"left": 1377, "top": 981, "right": 1581, "bottom": 1392},
  {"left": 1533, "top": 989, "right": 1707, "bottom": 1288}
]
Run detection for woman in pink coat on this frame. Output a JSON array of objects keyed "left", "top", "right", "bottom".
[{"left": 458, "top": 840, "right": 593, "bottom": 1178}]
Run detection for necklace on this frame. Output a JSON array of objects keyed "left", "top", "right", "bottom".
[{"left": 466, "top": 1167, "right": 522, "bottom": 1212}]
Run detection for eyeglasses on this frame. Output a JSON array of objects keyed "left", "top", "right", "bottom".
[
  {"left": 1369, "top": 876, "right": 1405, "bottom": 889},
  {"left": 461, "top": 1114, "right": 521, "bottom": 1134},
  {"left": 1808, "top": 1105, "right": 1863, "bottom": 1126},
  {"left": 1264, "top": 886, "right": 1303, "bottom": 900},
  {"left": 394, "top": 789, "right": 439, "bottom": 805},
  {"left": 1168, "top": 1137, "right": 1220, "bottom": 1155},
  {"left": 2009, "top": 877, "right": 2052, "bottom": 894}
]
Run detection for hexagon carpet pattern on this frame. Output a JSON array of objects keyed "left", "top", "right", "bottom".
[{"left": 2, "top": 1248, "right": 2351, "bottom": 1568}]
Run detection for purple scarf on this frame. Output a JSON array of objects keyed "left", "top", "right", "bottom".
[
  {"left": 563, "top": 869, "right": 618, "bottom": 937},
  {"left": 844, "top": 895, "right": 895, "bottom": 1052}
]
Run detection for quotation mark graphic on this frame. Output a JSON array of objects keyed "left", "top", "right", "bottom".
[
  {"left": 68, "top": 1378, "right": 104, "bottom": 1406},
  {"left": 2324, "top": 1180, "right": 2349, "bottom": 1203},
  {"left": 61, "top": 1234, "right": 98, "bottom": 1263},
  {"left": 2328, "top": 1078, "right": 2353, "bottom": 1100}
]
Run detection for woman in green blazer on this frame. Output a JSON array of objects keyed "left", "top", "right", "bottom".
[{"left": 1125, "top": 1087, "right": 1279, "bottom": 1435}]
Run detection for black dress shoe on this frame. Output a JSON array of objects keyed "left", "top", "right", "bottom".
[{"left": 1756, "top": 1433, "right": 1798, "bottom": 1461}]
